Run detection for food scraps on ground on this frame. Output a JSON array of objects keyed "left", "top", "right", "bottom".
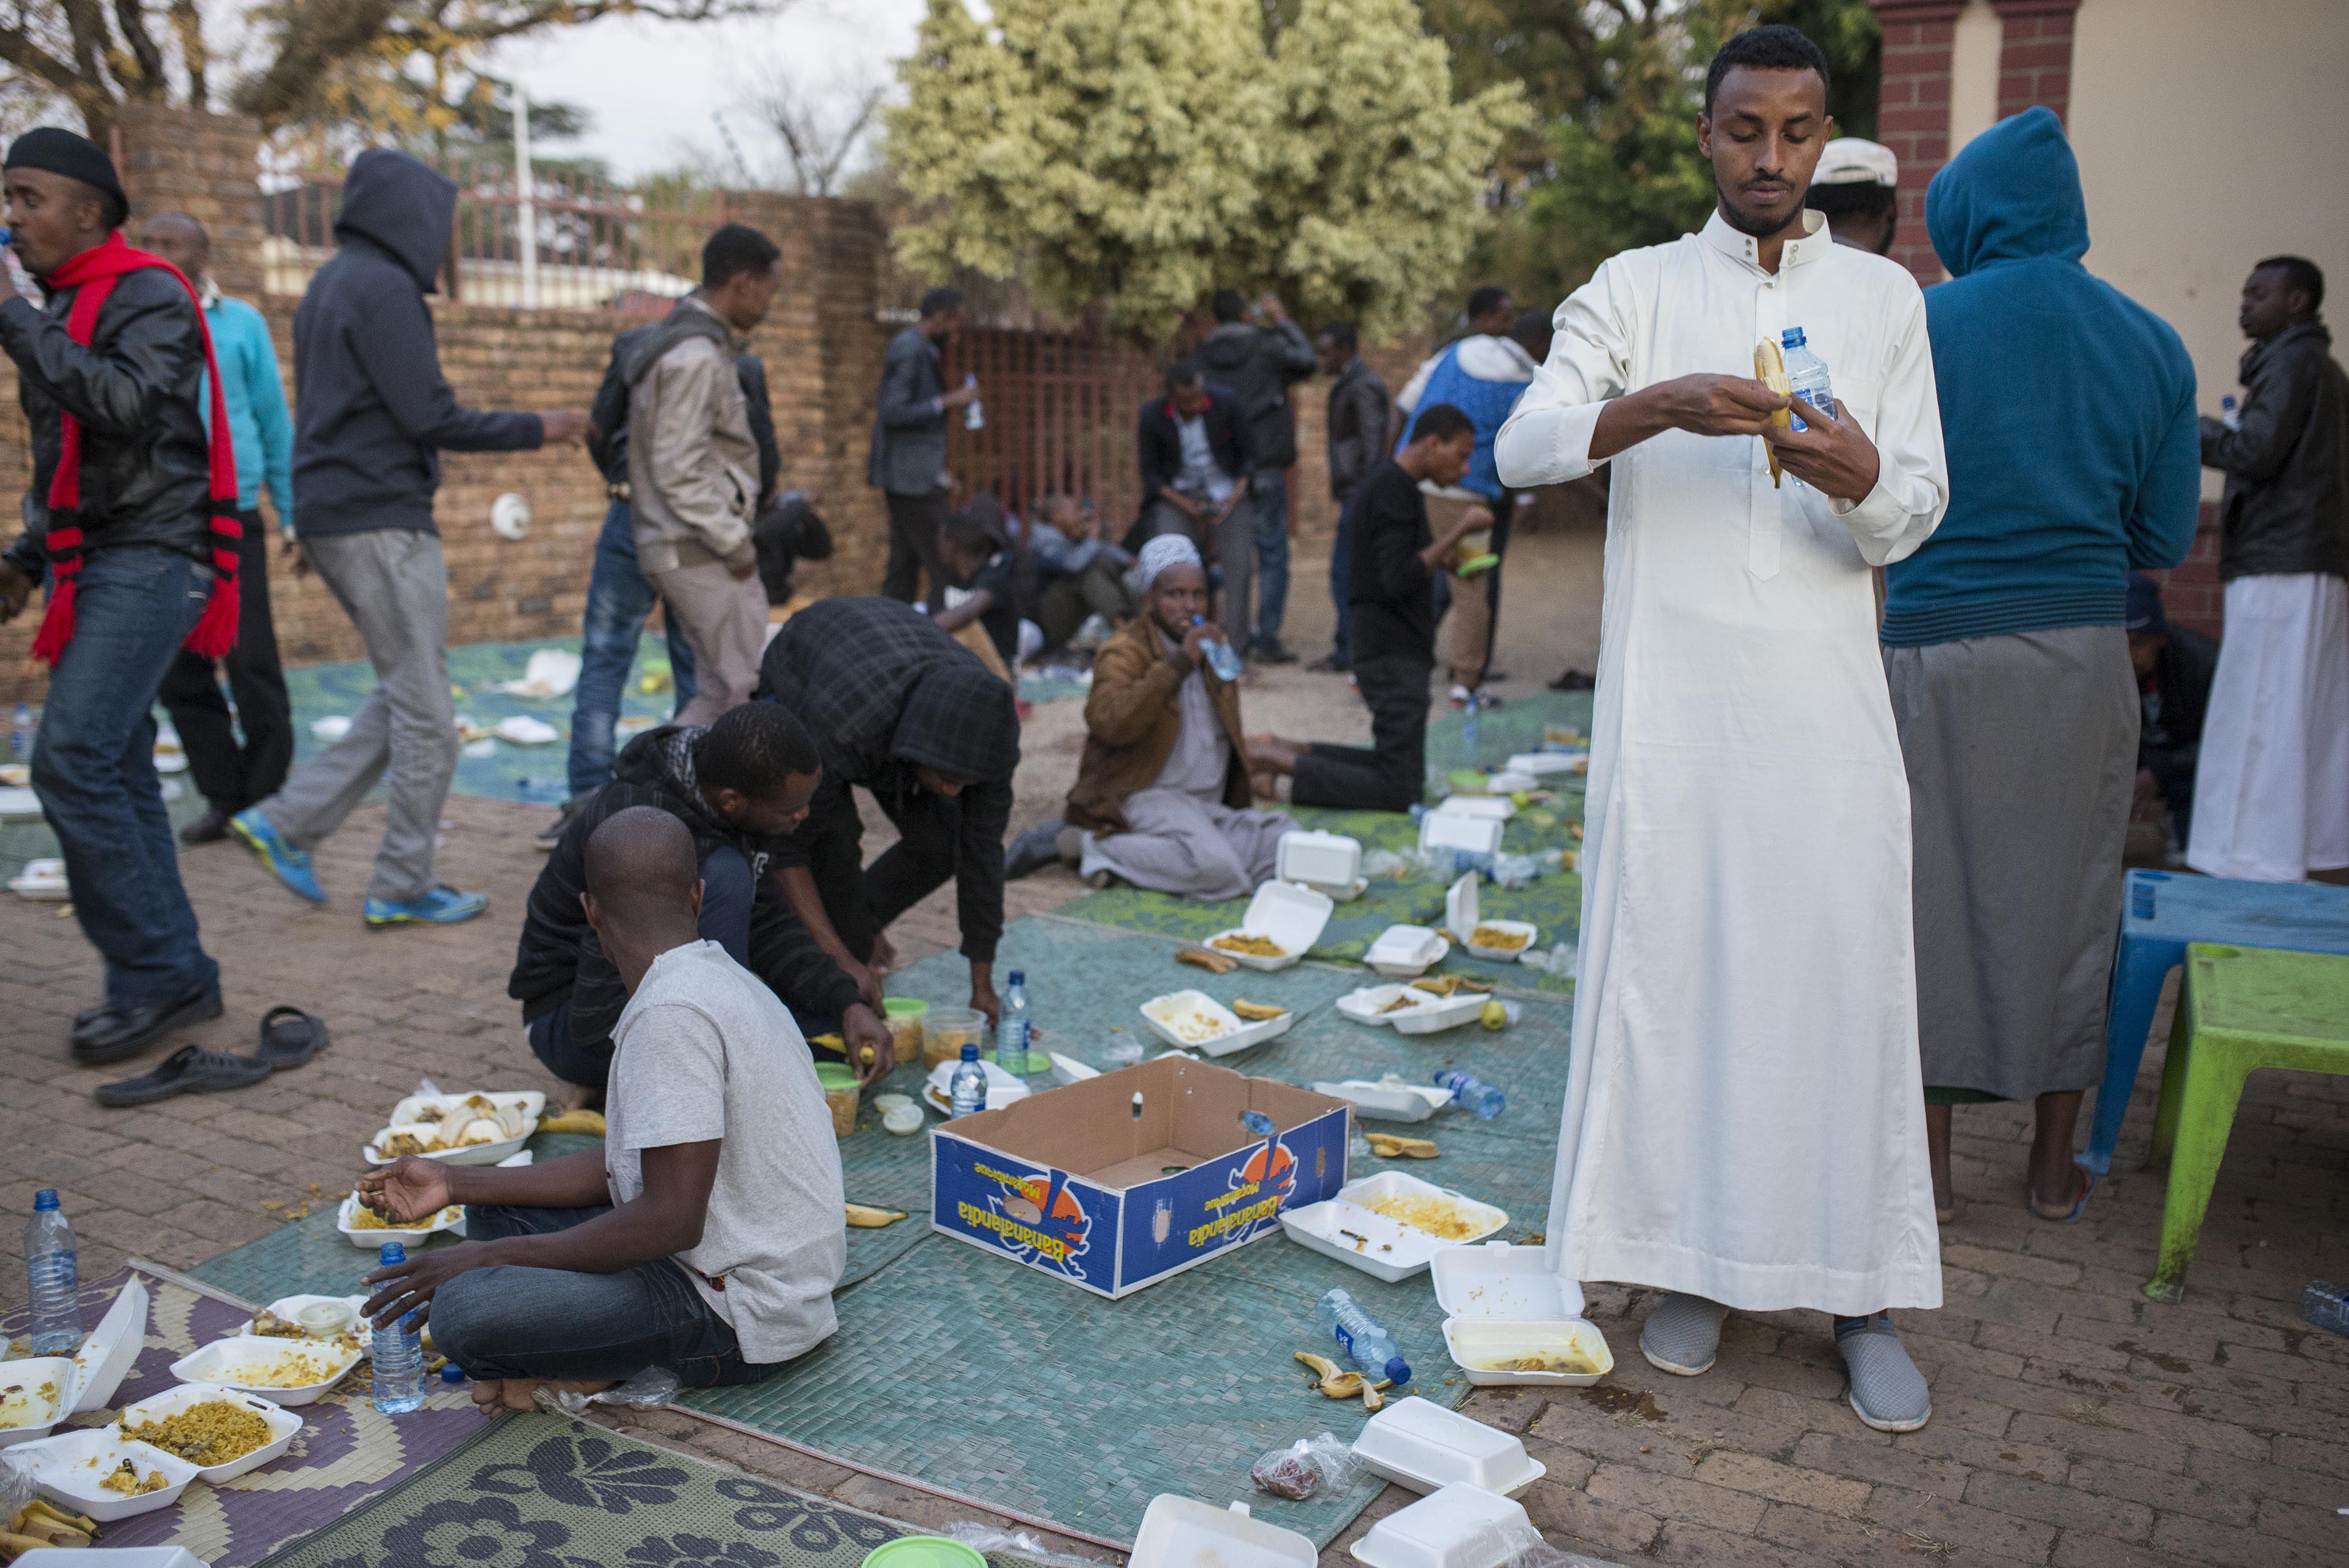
[
  {"left": 1251, "top": 1446, "right": 1322, "bottom": 1500},
  {"left": 1361, "top": 1191, "right": 1486, "bottom": 1241},
  {"left": 844, "top": 1203, "right": 905, "bottom": 1229},
  {"left": 1366, "top": 1133, "right": 1439, "bottom": 1160},
  {"left": 1467, "top": 925, "right": 1531, "bottom": 952},
  {"left": 1229, "top": 999, "right": 1287, "bottom": 1021},
  {"left": 1175, "top": 947, "right": 1238, "bottom": 974},
  {"left": 120, "top": 1398, "right": 273, "bottom": 1465},
  {"left": 98, "top": 1458, "right": 171, "bottom": 1496},
  {"left": 348, "top": 1202, "right": 460, "bottom": 1231},
  {"left": 1209, "top": 934, "right": 1287, "bottom": 958}
]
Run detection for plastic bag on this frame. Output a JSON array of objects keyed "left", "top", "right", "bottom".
[
  {"left": 0, "top": 1451, "right": 36, "bottom": 1524},
  {"left": 412, "top": 1077, "right": 442, "bottom": 1100},
  {"left": 1517, "top": 940, "right": 1579, "bottom": 981},
  {"left": 1250, "top": 1432, "right": 1368, "bottom": 1500},
  {"left": 1466, "top": 1520, "right": 1614, "bottom": 1568},
  {"left": 545, "top": 1364, "right": 679, "bottom": 1413},
  {"left": 944, "top": 1521, "right": 1107, "bottom": 1568}
]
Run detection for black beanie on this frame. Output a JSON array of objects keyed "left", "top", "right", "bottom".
[{"left": 3, "top": 128, "right": 128, "bottom": 229}]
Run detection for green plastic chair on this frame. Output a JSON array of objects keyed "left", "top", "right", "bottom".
[{"left": 2143, "top": 942, "right": 2349, "bottom": 1302}]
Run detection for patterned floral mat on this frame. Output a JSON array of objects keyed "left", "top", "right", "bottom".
[{"left": 253, "top": 1411, "right": 908, "bottom": 1568}]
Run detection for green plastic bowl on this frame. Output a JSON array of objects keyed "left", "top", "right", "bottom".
[
  {"left": 861, "top": 1539, "right": 988, "bottom": 1568},
  {"left": 814, "top": 1062, "right": 859, "bottom": 1094},
  {"left": 883, "top": 997, "right": 930, "bottom": 1019}
]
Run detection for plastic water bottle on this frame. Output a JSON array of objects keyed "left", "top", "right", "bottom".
[
  {"left": 1781, "top": 328, "right": 1834, "bottom": 432},
  {"left": 2303, "top": 1280, "right": 2349, "bottom": 1337},
  {"left": 10, "top": 703, "right": 32, "bottom": 760},
  {"left": 997, "top": 972, "right": 1031, "bottom": 1075},
  {"left": 1316, "top": 1287, "right": 1411, "bottom": 1386},
  {"left": 24, "top": 1190, "right": 80, "bottom": 1354},
  {"left": 371, "top": 1244, "right": 424, "bottom": 1415},
  {"left": 1193, "top": 616, "right": 1243, "bottom": 683},
  {"left": 962, "top": 374, "right": 985, "bottom": 432},
  {"left": 949, "top": 1041, "right": 987, "bottom": 1117},
  {"left": 2220, "top": 394, "right": 2241, "bottom": 432},
  {"left": 1433, "top": 1069, "right": 1506, "bottom": 1120}
]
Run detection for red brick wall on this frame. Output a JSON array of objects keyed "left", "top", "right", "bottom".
[
  {"left": 1991, "top": 0, "right": 2080, "bottom": 123},
  {"left": 1870, "top": 1, "right": 1964, "bottom": 286},
  {"left": 2147, "top": 501, "right": 2226, "bottom": 641}
]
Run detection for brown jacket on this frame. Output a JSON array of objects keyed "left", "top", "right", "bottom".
[{"left": 1065, "top": 614, "right": 1250, "bottom": 833}]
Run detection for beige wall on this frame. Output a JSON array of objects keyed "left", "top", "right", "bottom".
[
  {"left": 2068, "top": 0, "right": 2349, "bottom": 495},
  {"left": 1947, "top": 0, "right": 2003, "bottom": 158}
]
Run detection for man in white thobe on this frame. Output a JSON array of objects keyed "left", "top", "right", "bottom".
[{"left": 1496, "top": 25, "right": 1948, "bottom": 1434}]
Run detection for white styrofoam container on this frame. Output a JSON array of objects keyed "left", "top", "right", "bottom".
[
  {"left": 1139, "top": 990, "right": 1296, "bottom": 1057},
  {"left": 1366, "top": 925, "right": 1449, "bottom": 978},
  {"left": 167, "top": 1335, "right": 364, "bottom": 1407},
  {"left": 1047, "top": 1052, "right": 1099, "bottom": 1085},
  {"left": 116, "top": 1383, "right": 301, "bottom": 1483},
  {"left": 921, "top": 1057, "right": 1035, "bottom": 1115},
  {"left": 10, "top": 1426, "right": 204, "bottom": 1521},
  {"left": 1310, "top": 1079, "right": 1454, "bottom": 1122},
  {"left": 1278, "top": 1172, "right": 1507, "bottom": 1282},
  {"left": 365, "top": 1090, "right": 545, "bottom": 1167},
  {"left": 1418, "top": 812, "right": 1503, "bottom": 857},
  {"left": 1277, "top": 829, "right": 1362, "bottom": 889},
  {"left": 67, "top": 1276, "right": 147, "bottom": 1414},
  {"left": 1203, "top": 880, "right": 1334, "bottom": 972},
  {"left": 1445, "top": 874, "right": 1539, "bottom": 964},
  {"left": 1485, "top": 771, "right": 1538, "bottom": 794},
  {"left": 1336, "top": 984, "right": 1443, "bottom": 1028},
  {"left": 337, "top": 1191, "right": 465, "bottom": 1250},
  {"left": 1390, "top": 992, "right": 1488, "bottom": 1036},
  {"left": 1505, "top": 752, "right": 1585, "bottom": 776},
  {"left": 1430, "top": 1241, "right": 1611, "bottom": 1387},
  {"left": 1131, "top": 1498, "right": 1317, "bottom": 1568},
  {"left": 0, "top": 1357, "right": 76, "bottom": 1449},
  {"left": 1436, "top": 795, "right": 1513, "bottom": 822},
  {"left": 1349, "top": 1484, "right": 1534, "bottom": 1568},
  {"left": 1351, "top": 1397, "right": 1547, "bottom": 1497},
  {"left": 250, "top": 1294, "right": 371, "bottom": 1359}
]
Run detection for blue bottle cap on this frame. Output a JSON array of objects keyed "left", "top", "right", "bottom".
[
  {"left": 960, "top": 1041, "right": 979, "bottom": 1061},
  {"left": 1008, "top": 970, "right": 1024, "bottom": 985},
  {"left": 1385, "top": 1356, "right": 1412, "bottom": 1385},
  {"left": 32, "top": 1188, "right": 57, "bottom": 1210},
  {"left": 1781, "top": 327, "right": 1806, "bottom": 347},
  {"left": 440, "top": 1364, "right": 467, "bottom": 1383},
  {"left": 378, "top": 1242, "right": 406, "bottom": 1266}
]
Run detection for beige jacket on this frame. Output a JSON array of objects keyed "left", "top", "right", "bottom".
[{"left": 629, "top": 296, "right": 761, "bottom": 575}]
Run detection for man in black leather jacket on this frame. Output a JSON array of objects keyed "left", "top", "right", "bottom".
[{"left": 0, "top": 129, "right": 229, "bottom": 1068}]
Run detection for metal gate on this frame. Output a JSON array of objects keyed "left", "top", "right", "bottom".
[{"left": 943, "top": 327, "right": 1161, "bottom": 526}]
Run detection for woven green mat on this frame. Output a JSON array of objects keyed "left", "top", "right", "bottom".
[{"left": 255, "top": 1409, "right": 908, "bottom": 1568}]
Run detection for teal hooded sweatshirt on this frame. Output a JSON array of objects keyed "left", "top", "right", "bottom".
[{"left": 1881, "top": 107, "right": 2202, "bottom": 647}]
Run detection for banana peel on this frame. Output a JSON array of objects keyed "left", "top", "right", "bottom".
[
  {"left": 845, "top": 1203, "right": 906, "bottom": 1229},
  {"left": 1295, "top": 1350, "right": 1343, "bottom": 1386},
  {"left": 1367, "top": 1132, "right": 1439, "bottom": 1160},
  {"left": 536, "top": 1109, "right": 607, "bottom": 1136},
  {"left": 1231, "top": 999, "right": 1287, "bottom": 1021},
  {"left": 1295, "top": 1351, "right": 1393, "bottom": 1406},
  {"left": 22, "top": 1501, "right": 95, "bottom": 1535},
  {"left": 1410, "top": 975, "right": 1491, "bottom": 998},
  {"left": 1755, "top": 338, "right": 1792, "bottom": 486},
  {"left": 1176, "top": 946, "right": 1238, "bottom": 975}
]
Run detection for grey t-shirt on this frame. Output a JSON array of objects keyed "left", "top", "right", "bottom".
[{"left": 606, "top": 940, "right": 846, "bottom": 1364}]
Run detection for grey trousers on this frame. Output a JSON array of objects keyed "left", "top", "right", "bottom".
[
  {"left": 259, "top": 529, "right": 457, "bottom": 904},
  {"left": 648, "top": 558, "right": 767, "bottom": 728},
  {"left": 1140, "top": 496, "right": 1255, "bottom": 649}
]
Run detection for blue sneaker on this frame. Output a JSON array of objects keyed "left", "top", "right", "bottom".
[
  {"left": 228, "top": 808, "right": 325, "bottom": 902},
  {"left": 365, "top": 886, "right": 489, "bottom": 929}
]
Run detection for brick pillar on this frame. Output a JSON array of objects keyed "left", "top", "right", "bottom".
[
  {"left": 1991, "top": 0, "right": 2080, "bottom": 123},
  {"left": 111, "top": 104, "right": 266, "bottom": 301},
  {"left": 1869, "top": 1, "right": 1963, "bottom": 286}
]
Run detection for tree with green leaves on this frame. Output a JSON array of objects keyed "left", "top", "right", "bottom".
[{"left": 889, "top": 0, "right": 1526, "bottom": 341}]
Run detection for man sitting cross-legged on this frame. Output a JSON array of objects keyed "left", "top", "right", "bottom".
[{"left": 361, "top": 806, "right": 849, "bottom": 1412}]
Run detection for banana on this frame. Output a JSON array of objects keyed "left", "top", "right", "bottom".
[
  {"left": 1754, "top": 339, "right": 1792, "bottom": 487},
  {"left": 536, "top": 1109, "right": 607, "bottom": 1135},
  {"left": 1318, "top": 1371, "right": 1367, "bottom": 1399},
  {"left": 844, "top": 1203, "right": 906, "bottom": 1229},
  {"left": 1294, "top": 1350, "right": 1343, "bottom": 1387},
  {"left": 1366, "top": 1133, "right": 1439, "bottom": 1160},
  {"left": 1230, "top": 999, "right": 1287, "bottom": 1021},
  {"left": 1362, "top": 1383, "right": 1386, "bottom": 1411},
  {"left": 1177, "top": 947, "right": 1238, "bottom": 974},
  {"left": 22, "top": 1502, "right": 93, "bottom": 1535}
]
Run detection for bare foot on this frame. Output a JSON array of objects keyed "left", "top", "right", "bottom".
[{"left": 470, "top": 1377, "right": 540, "bottom": 1414}]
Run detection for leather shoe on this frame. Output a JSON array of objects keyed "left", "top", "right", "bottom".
[
  {"left": 178, "top": 805, "right": 234, "bottom": 845},
  {"left": 71, "top": 987, "right": 224, "bottom": 1066}
]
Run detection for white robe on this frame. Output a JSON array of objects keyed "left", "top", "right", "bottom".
[{"left": 1496, "top": 212, "right": 1948, "bottom": 1314}]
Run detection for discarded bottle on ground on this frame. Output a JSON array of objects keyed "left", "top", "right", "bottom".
[
  {"left": 371, "top": 1244, "right": 424, "bottom": 1415},
  {"left": 998, "top": 971, "right": 1031, "bottom": 1075},
  {"left": 25, "top": 1189, "right": 80, "bottom": 1354},
  {"left": 2303, "top": 1280, "right": 2349, "bottom": 1337},
  {"left": 1316, "top": 1287, "right": 1411, "bottom": 1387},
  {"left": 1781, "top": 327, "right": 1834, "bottom": 431},
  {"left": 949, "top": 1041, "right": 987, "bottom": 1117},
  {"left": 1193, "top": 616, "right": 1244, "bottom": 683},
  {"left": 1434, "top": 1069, "right": 1506, "bottom": 1120}
]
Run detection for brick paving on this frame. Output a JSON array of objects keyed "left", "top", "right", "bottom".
[{"left": 3, "top": 534, "right": 2344, "bottom": 1565}]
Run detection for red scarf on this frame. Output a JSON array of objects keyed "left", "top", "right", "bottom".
[{"left": 29, "top": 233, "right": 241, "bottom": 666}]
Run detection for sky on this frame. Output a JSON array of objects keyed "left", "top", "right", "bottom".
[{"left": 486, "top": 0, "right": 932, "bottom": 181}]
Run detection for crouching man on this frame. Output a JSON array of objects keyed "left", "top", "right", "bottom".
[{"left": 360, "top": 807, "right": 846, "bottom": 1411}]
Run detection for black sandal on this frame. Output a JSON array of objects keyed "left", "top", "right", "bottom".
[
  {"left": 256, "top": 1006, "right": 330, "bottom": 1069},
  {"left": 96, "top": 1045, "right": 273, "bottom": 1107}
]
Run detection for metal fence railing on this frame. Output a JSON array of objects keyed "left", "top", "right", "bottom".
[{"left": 941, "top": 327, "right": 1161, "bottom": 528}]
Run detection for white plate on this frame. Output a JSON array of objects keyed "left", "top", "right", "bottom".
[
  {"left": 337, "top": 1191, "right": 465, "bottom": 1250},
  {"left": 1351, "top": 1397, "right": 1546, "bottom": 1497},
  {"left": 67, "top": 1275, "right": 146, "bottom": 1412},
  {"left": 168, "top": 1335, "right": 363, "bottom": 1407},
  {"left": 0, "top": 1357, "right": 76, "bottom": 1449},
  {"left": 365, "top": 1089, "right": 545, "bottom": 1166},
  {"left": 116, "top": 1383, "right": 302, "bottom": 1483},
  {"left": 9, "top": 1426, "right": 203, "bottom": 1521},
  {"left": 1279, "top": 1173, "right": 1507, "bottom": 1283},
  {"left": 1311, "top": 1079, "right": 1454, "bottom": 1122},
  {"left": 1139, "top": 990, "right": 1295, "bottom": 1057},
  {"left": 1350, "top": 1484, "right": 1533, "bottom": 1568}
]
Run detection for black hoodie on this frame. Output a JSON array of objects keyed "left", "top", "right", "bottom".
[{"left": 291, "top": 148, "right": 544, "bottom": 537}]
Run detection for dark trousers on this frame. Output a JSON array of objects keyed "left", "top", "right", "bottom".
[
  {"left": 566, "top": 500, "right": 696, "bottom": 801},
  {"left": 33, "top": 547, "right": 219, "bottom": 1006},
  {"left": 427, "top": 1203, "right": 767, "bottom": 1388},
  {"left": 1251, "top": 470, "right": 1290, "bottom": 649},
  {"left": 801, "top": 781, "right": 958, "bottom": 963},
  {"left": 526, "top": 845, "right": 757, "bottom": 1089},
  {"left": 2143, "top": 745, "right": 2197, "bottom": 845},
  {"left": 882, "top": 488, "right": 950, "bottom": 606},
  {"left": 1289, "top": 654, "right": 1432, "bottom": 813},
  {"left": 1328, "top": 491, "right": 1357, "bottom": 664},
  {"left": 157, "top": 511, "right": 292, "bottom": 814}
]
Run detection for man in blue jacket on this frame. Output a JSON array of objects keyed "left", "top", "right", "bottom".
[
  {"left": 138, "top": 213, "right": 298, "bottom": 850},
  {"left": 1882, "top": 108, "right": 2200, "bottom": 1223},
  {"left": 870, "top": 286, "right": 979, "bottom": 607},
  {"left": 231, "top": 148, "right": 586, "bottom": 927}
]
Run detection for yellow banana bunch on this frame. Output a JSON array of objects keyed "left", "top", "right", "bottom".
[{"left": 1755, "top": 339, "right": 1792, "bottom": 487}]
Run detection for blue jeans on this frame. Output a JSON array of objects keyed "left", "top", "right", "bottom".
[
  {"left": 565, "top": 501, "right": 698, "bottom": 801},
  {"left": 33, "top": 547, "right": 219, "bottom": 1007},
  {"left": 1328, "top": 491, "right": 1357, "bottom": 664},
  {"left": 427, "top": 1203, "right": 770, "bottom": 1388},
  {"left": 1251, "top": 471, "right": 1290, "bottom": 649}
]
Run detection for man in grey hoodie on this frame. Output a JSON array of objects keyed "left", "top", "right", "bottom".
[
  {"left": 1196, "top": 288, "right": 1314, "bottom": 663},
  {"left": 230, "top": 148, "right": 586, "bottom": 928}
]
